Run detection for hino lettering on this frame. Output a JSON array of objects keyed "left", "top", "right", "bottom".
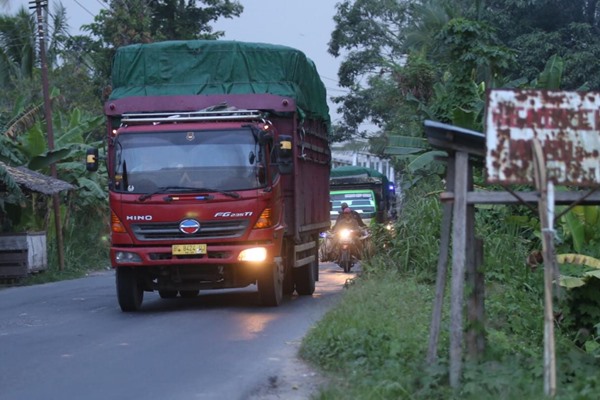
[
  {"left": 126, "top": 215, "right": 153, "bottom": 221},
  {"left": 214, "top": 211, "right": 253, "bottom": 218}
]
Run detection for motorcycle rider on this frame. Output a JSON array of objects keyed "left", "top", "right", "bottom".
[
  {"left": 333, "top": 207, "right": 360, "bottom": 231},
  {"left": 334, "top": 202, "right": 367, "bottom": 229}
]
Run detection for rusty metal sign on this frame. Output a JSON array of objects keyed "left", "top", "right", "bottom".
[{"left": 486, "top": 89, "right": 600, "bottom": 186}]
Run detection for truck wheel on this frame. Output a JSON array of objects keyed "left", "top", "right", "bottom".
[
  {"left": 179, "top": 290, "right": 199, "bottom": 298},
  {"left": 159, "top": 290, "right": 177, "bottom": 299},
  {"left": 282, "top": 264, "right": 295, "bottom": 295},
  {"left": 116, "top": 267, "right": 143, "bottom": 312},
  {"left": 294, "top": 260, "right": 316, "bottom": 295},
  {"left": 258, "top": 262, "right": 283, "bottom": 306}
]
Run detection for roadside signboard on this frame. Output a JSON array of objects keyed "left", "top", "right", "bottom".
[{"left": 486, "top": 89, "right": 600, "bottom": 186}]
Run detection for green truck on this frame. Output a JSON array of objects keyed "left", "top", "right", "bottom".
[{"left": 329, "top": 166, "right": 396, "bottom": 226}]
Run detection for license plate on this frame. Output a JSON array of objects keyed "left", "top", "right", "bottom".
[{"left": 172, "top": 244, "right": 207, "bottom": 255}]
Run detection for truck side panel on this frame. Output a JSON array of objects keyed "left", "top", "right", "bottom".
[{"left": 279, "top": 117, "right": 330, "bottom": 240}]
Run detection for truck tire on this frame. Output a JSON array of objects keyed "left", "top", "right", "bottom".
[
  {"left": 294, "top": 259, "right": 316, "bottom": 295},
  {"left": 282, "top": 241, "right": 295, "bottom": 295},
  {"left": 258, "top": 262, "right": 283, "bottom": 306},
  {"left": 116, "top": 267, "right": 143, "bottom": 312},
  {"left": 282, "top": 264, "right": 295, "bottom": 295}
]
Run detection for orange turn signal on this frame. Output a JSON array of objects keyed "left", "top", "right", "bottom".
[
  {"left": 111, "top": 211, "right": 127, "bottom": 233},
  {"left": 253, "top": 208, "right": 272, "bottom": 229}
]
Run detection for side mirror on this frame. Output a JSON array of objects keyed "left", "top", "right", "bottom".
[
  {"left": 86, "top": 148, "right": 99, "bottom": 172},
  {"left": 277, "top": 135, "right": 293, "bottom": 175}
]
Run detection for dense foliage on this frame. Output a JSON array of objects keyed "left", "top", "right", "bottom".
[
  {"left": 302, "top": 177, "right": 600, "bottom": 398},
  {"left": 328, "top": 0, "right": 600, "bottom": 170}
]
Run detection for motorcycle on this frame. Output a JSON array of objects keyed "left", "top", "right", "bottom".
[
  {"left": 319, "top": 225, "right": 369, "bottom": 273},
  {"left": 336, "top": 227, "right": 359, "bottom": 273}
]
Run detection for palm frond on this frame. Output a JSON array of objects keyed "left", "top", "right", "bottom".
[
  {"left": 3, "top": 103, "right": 44, "bottom": 139},
  {"left": 0, "top": 160, "right": 24, "bottom": 199},
  {"left": 387, "top": 135, "right": 428, "bottom": 148}
]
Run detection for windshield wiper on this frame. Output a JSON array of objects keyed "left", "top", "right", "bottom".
[
  {"left": 138, "top": 186, "right": 240, "bottom": 201},
  {"left": 138, "top": 186, "right": 197, "bottom": 201},
  {"left": 195, "top": 187, "right": 240, "bottom": 199}
]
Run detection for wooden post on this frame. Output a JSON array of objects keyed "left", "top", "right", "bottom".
[
  {"left": 427, "top": 157, "right": 455, "bottom": 364},
  {"left": 532, "top": 139, "right": 557, "bottom": 397},
  {"left": 467, "top": 237, "right": 485, "bottom": 359},
  {"left": 449, "top": 151, "right": 469, "bottom": 388}
]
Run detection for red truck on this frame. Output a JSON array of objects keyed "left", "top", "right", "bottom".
[{"left": 87, "top": 40, "right": 331, "bottom": 311}]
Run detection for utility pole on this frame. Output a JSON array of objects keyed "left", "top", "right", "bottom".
[{"left": 30, "top": 0, "right": 65, "bottom": 271}]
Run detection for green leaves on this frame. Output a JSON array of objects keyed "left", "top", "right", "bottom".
[
  {"left": 557, "top": 254, "right": 600, "bottom": 289},
  {"left": 535, "top": 54, "right": 563, "bottom": 90}
]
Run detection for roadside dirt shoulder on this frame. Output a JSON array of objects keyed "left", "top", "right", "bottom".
[{"left": 246, "top": 339, "right": 328, "bottom": 400}]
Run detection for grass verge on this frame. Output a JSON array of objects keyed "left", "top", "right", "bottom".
[
  {"left": 300, "top": 175, "right": 600, "bottom": 399},
  {"left": 300, "top": 267, "right": 600, "bottom": 399}
]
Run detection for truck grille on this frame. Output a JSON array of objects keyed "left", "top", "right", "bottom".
[{"left": 131, "top": 220, "right": 249, "bottom": 241}]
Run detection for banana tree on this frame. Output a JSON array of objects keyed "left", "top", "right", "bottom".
[{"left": 1, "top": 105, "right": 105, "bottom": 231}]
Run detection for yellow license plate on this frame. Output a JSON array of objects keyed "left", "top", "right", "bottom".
[{"left": 172, "top": 244, "right": 207, "bottom": 255}]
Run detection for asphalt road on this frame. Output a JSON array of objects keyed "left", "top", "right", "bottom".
[{"left": 0, "top": 262, "right": 352, "bottom": 400}]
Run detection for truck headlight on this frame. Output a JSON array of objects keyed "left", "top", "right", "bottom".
[
  {"left": 238, "top": 247, "right": 267, "bottom": 262},
  {"left": 115, "top": 251, "right": 142, "bottom": 263}
]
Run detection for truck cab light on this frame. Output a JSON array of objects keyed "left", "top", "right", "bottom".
[{"left": 238, "top": 247, "right": 267, "bottom": 262}]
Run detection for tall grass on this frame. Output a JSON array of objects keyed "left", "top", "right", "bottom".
[{"left": 365, "top": 175, "right": 444, "bottom": 281}]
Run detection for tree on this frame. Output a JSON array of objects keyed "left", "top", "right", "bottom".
[
  {"left": 328, "top": 0, "right": 412, "bottom": 136},
  {"left": 0, "top": 4, "right": 74, "bottom": 121},
  {"left": 0, "top": 7, "right": 36, "bottom": 91},
  {"left": 328, "top": 0, "right": 519, "bottom": 185},
  {"left": 481, "top": 0, "right": 600, "bottom": 90}
]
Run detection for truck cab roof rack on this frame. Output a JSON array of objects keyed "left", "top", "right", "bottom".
[{"left": 121, "top": 109, "right": 265, "bottom": 124}]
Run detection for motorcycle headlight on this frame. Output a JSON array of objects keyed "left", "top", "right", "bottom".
[{"left": 339, "top": 229, "right": 351, "bottom": 240}]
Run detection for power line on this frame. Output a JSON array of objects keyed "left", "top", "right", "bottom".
[
  {"left": 72, "top": 0, "right": 96, "bottom": 17},
  {"left": 326, "top": 86, "right": 349, "bottom": 93},
  {"left": 320, "top": 75, "right": 340, "bottom": 82}
]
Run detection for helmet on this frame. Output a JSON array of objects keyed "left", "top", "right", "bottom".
[
  {"left": 343, "top": 207, "right": 352, "bottom": 214},
  {"left": 341, "top": 202, "right": 349, "bottom": 210}
]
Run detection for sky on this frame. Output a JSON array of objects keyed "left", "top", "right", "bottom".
[{"left": 9, "top": 0, "right": 346, "bottom": 124}]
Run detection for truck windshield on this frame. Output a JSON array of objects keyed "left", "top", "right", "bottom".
[
  {"left": 330, "top": 191, "right": 377, "bottom": 220},
  {"left": 113, "top": 128, "right": 263, "bottom": 193}
]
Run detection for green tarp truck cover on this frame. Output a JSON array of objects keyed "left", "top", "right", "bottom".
[
  {"left": 330, "top": 166, "right": 389, "bottom": 185},
  {"left": 109, "top": 40, "right": 330, "bottom": 127}
]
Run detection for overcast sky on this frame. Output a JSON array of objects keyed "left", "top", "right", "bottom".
[{"left": 9, "top": 0, "right": 346, "bottom": 123}]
